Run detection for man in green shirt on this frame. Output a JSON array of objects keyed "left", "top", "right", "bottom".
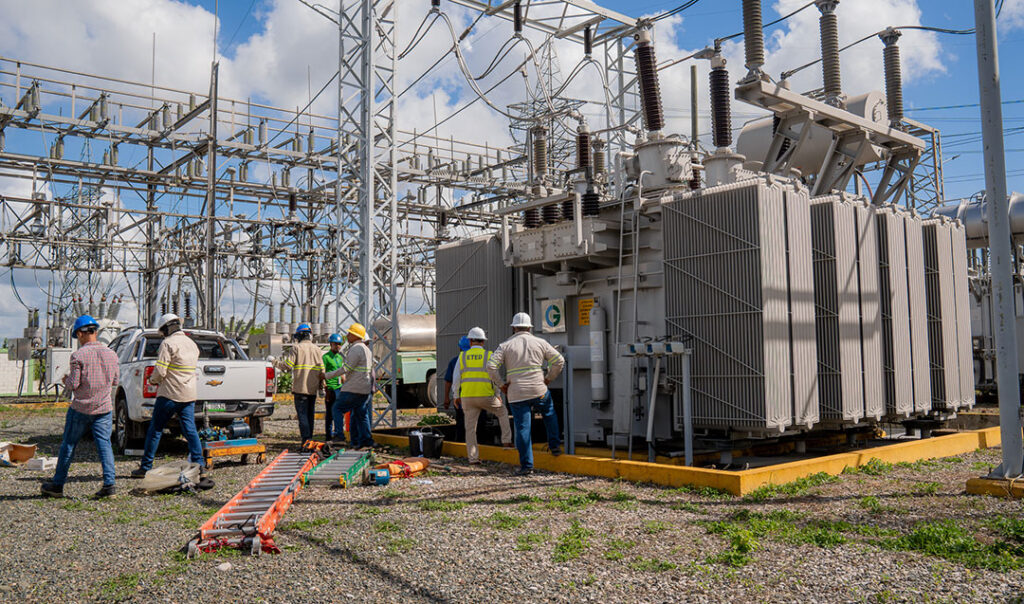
[{"left": 321, "top": 333, "right": 346, "bottom": 441}]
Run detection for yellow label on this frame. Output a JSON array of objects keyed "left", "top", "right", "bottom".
[{"left": 578, "top": 298, "right": 595, "bottom": 326}]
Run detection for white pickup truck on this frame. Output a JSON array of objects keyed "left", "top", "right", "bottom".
[{"left": 107, "top": 326, "right": 276, "bottom": 453}]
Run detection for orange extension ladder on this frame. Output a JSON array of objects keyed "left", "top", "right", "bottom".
[{"left": 185, "top": 449, "right": 319, "bottom": 557}]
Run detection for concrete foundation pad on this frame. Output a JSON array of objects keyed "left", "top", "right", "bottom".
[
  {"left": 373, "top": 426, "right": 1003, "bottom": 496},
  {"left": 965, "top": 476, "right": 1024, "bottom": 499}
]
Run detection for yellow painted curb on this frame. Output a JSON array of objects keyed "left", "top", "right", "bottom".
[
  {"left": 372, "top": 427, "right": 1002, "bottom": 496},
  {"left": 965, "top": 477, "right": 1024, "bottom": 499}
]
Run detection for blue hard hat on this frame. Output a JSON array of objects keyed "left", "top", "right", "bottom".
[
  {"left": 458, "top": 336, "right": 471, "bottom": 352},
  {"left": 328, "top": 333, "right": 344, "bottom": 344},
  {"left": 72, "top": 314, "right": 100, "bottom": 336},
  {"left": 295, "top": 323, "right": 312, "bottom": 335}
]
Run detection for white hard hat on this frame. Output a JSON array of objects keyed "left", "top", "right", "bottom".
[
  {"left": 156, "top": 313, "right": 181, "bottom": 330},
  {"left": 467, "top": 326, "right": 487, "bottom": 341},
  {"left": 510, "top": 312, "right": 533, "bottom": 328}
]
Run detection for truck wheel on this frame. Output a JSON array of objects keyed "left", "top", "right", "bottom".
[
  {"left": 417, "top": 372, "right": 438, "bottom": 408},
  {"left": 114, "top": 396, "right": 142, "bottom": 454}
]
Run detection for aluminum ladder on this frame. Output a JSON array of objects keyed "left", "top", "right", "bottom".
[
  {"left": 186, "top": 449, "right": 318, "bottom": 557},
  {"left": 303, "top": 450, "right": 373, "bottom": 488}
]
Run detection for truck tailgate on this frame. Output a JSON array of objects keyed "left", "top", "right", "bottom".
[{"left": 196, "top": 361, "right": 269, "bottom": 401}]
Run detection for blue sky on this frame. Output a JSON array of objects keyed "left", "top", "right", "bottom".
[{"left": 192, "top": 0, "right": 1024, "bottom": 201}]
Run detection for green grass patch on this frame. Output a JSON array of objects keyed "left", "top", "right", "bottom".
[
  {"left": 669, "top": 484, "right": 733, "bottom": 500},
  {"left": 516, "top": 532, "right": 549, "bottom": 552},
  {"left": 609, "top": 490, "right": 636, "bottom": 502},
  {"left": 510, "top": 494, "right": 543, "bottom": 503},
  {"left": 670, "top": 501, "right": 704, "bottom": 514},
  {"left": 61, "top": 500, "right": 98, "bottom": 512},
  {"left": 357, "top": 506, "right": 387, "bottom": 517},
  {"left": 603, "top": 538, "right": 636, "bottom": 561},
  {"left": 629, "top": 556, "right": 677, "bottom": 572},
  {"left": 94, "top": 572, "right": 142, "bottom": 602},
  {"left": 417, "top": 500, "right": 466, "bottom": 512},
  {"left": 155, "top": 552, "right": 191, "bottom": 578},
  {"left": 941, "top": 456, "right": 964, "bottom": 464},
  {"left": 844, "top": 459, "right": 893, "bottom": 476},
  {"left": 971, "top": 461, "right": 992, "bottom": 472},
  {"left": 547, "top": 490, "right": 602, "bottom": 513},
  {"left": 706, "top": 527, "right": 757, "bottom": 568},
  {"left": 416, "top": 414, "right": 453, "bottom": 426},
  {"left": 987, "top": 516, "right": 1024, "bottom": 543},
  {"left": 386, "top": 537, "right": 417, "bottom": 553},
  {"left": 373, "top": 520, "right": 402, "bottom": 533},
  {"left": 478, "top": 511, "right": 528, "bottom": 531},
  {"left": 743, "top": 472, "right": 840, "bottom": 502},
  {"left": 912, "top": 482, "right": 941, "bottom": 496},
  {"left": 379, "top": 488, "right": 409, "bottom": 500},
  {"left": 552, "top": 520, "right": 593, "bottom": 563},
  {"left": 642, "top": 520, "right": 671, "bottom": 534},
  {"left": 881, "top": 519, "right": 1024, "bottom": 571}
]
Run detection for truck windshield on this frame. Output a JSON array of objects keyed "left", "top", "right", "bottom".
[{"left": 140, "top": 335, "right": 244, "bottom": 360}]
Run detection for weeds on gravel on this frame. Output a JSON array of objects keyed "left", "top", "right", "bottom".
[
  {"left": 379, "top": 488, "right": 409, "bottom": 500},
  {"left": 93, "top": 572, "right": 142, "bottom": 602},
  {"left": 156, "top": 552, "right": 191, "bottom": 578},
  {"left": 705, "top": 528, "right": 757, "bottom": 568},
  {"left": 374, "top": 520, "right": 402, "bottom": 533},
  {"left": 387, "top": 537, "right": 417, "bottom": 553},
  {"left": 986, "top": 515, "right": 1024, "bottom": 543},
  {"left": 417, "top": 500, "right": 466, "bottom": 512},
  {"left": 844, "top": 459, "right": 893, "bottom": 476},
  {"left": 552, "top": 520, "right": 593, "bottom": 562},
  {"left": 516, "top": 532, "right": 549, "bottom": 551},
  {"left": 357, "top": 506, "right": 387, "bottom": 518},
  {"left": 603, "top": 538, "right": 636, "bottom": 560},
  {"left": 642, "top": 520, "right": 670, "bottom": 534},
  {"left": 912, "top": 482, "right": 941, "bottom": 496},
  {"left": 548, "top": 490, "right": 602, "bottom": 513},
  {"left": 60, "top": 500, "right": 97, "bottom": 512},
  {"left": 851, "top": 497, "right": 901, "bottom": 515},
  {"left": 629, "top": 557, "right": 677, "bottom": 572},
  {"left": 670, "top": 501, "right": 704, "bottom": 514},
  {"left": 971, "top": 461, "right": 992, "bottom": 472},
  {"left": 669, "top": 485, "right": 732, "bottom": 500},
  {"left": 479, "top": 511, "right": 528, "bottom": 530},
  {"left": 880, "top": 519, "right": 1024, "bottom": 571},
  {"left": 280, "top": 517, "right": 332, "bottom": 531},
  {"left": 743, "top": 472, "right": 839, "bottom": 502}
]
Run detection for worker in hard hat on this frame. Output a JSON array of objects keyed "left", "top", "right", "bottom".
[
  {"left": 487, "top": 312, "right": 565, "bottom": 476},
  {"left": 324, "top": 323, "right": 374, "bottom": 449},
  {"left": 443, "top": 336, "right": 472, "bottom": 441},
  {"left": 41, "top": 315, "right": 120, "bottom": 498},
  {"left": 321, "top": 333, "right": 346, "bottom": 441},
  {"left": 274, "top": 323, "right": 324, "bottom": 444},
  {"left": 452, "top": 327, "right": 513, "bottom": 464},
  {"left": 132, "top": 313, "right": 207, "bottom": 481}
]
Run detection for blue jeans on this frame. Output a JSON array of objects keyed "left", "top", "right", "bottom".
[
  {"left": 332, "top": 391, "right": 373, "bottom": 448},
  {"left": 140, "top": 397, "right": 205, "bottom": 471},
  {"left": 52, "top": 408, "right": 116, "bottom": 487},
  {"left": 509, "top": 390, "right": 561, "bottom": 471},
  {"left": 324, "top": 389, "right": 337, "bottom": 441},
  {"left": 293, "top": 392, "right": 316, "bottom": 444}
]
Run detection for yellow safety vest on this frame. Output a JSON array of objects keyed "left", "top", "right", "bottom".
[{"left": 459, "top": 348, "right": 494, "bottom": 398}]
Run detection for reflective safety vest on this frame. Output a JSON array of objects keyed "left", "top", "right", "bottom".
[{"left": 459, "top": 348, "right": 495, "bottom": 398}]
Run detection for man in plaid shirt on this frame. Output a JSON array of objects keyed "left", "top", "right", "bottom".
[{"left": 41, "top": 315, "right": 121, "bottom": 499}]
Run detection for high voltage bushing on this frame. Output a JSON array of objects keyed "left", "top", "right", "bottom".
[
  {"left": 523, "top": 207, "right": 541, "bottom": 228},
  {"left": 576, "top": 126, "right": 592, "bottom": 170},
  {"left": 562, "top": 197, "right": 574, "bottom": 221},
  {"left": 591, "top": 139, "right": 606, "bottom": 174},
  {"left": 633, "top": 29, "right": 665, "bottom": 133},
  {"left": 582, "top": 191, "right": 600, "bottom": 217},
  {"left": 531, "top": 126, "right": 548, "bottom": 178},
  {"left": 542, "top": 203, "right": 560, "bottom": 224},
  {"left": 583, "top": 26, "right": 593, "bottom": 56},
  {"left": 742, "top": 0, "right": 765, "bottom": 76},
  {"left": 816, "top": 0, "right": 842, "bottom": 104},
  {"left": 709, "top": 54, "right": 732, "bottom": 149},
  {"left": 879, "top": 27, "right": 904, "bottom": 126}
]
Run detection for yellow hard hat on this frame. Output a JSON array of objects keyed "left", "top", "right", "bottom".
[{"left": 347, "top": 323, "right": 368, "bottom": 341}]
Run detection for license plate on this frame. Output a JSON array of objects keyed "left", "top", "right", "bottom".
[{"left": 205, "top": 403, "right": 226, "bottom": 413}]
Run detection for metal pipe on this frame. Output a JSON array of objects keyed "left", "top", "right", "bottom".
[
  {"left": 690, "top": 64, "right": 699, "bottom": 146},
  {"left": 974, "top": 0, "right": 1023, "bottom": 479},
  {"left": 646, "top": 355, "right": 661, "bottom": 463}
]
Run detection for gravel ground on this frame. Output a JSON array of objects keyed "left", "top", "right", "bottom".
[{"left": 1, "top": 405, "right": 1023, "bottom": 603}]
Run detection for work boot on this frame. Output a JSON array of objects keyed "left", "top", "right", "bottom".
[
  {"left": 40, "top": 481, "right": 64, "bottom": 498},
  {"left": 515, "top": 467, "right": 533, "bottom": 477},
  {"left": 502, "top": 442, "right": 513, "bottom": 450},
  {"left": 550, "top": 446, "right": 563, "bottom": 457},
  {"left": 130, "top": 467, "right": 148, "bottom": 479},
  {"left": 93, "top": 484, "right": 116, "bottom": 499}
]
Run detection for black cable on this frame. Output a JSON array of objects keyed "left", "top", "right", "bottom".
[{"left": 652, "top": 0, "right": 702, "bottom": 22}]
